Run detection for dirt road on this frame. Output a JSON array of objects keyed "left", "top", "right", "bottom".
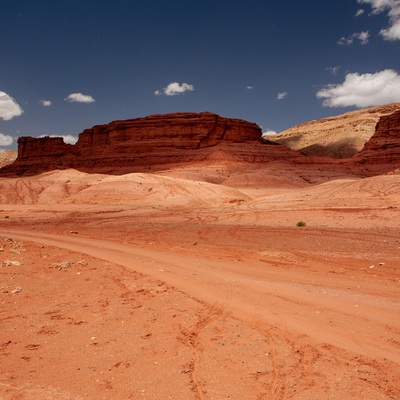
[{"left": 1, "top": 221, "right": 399, "bottom": 399}]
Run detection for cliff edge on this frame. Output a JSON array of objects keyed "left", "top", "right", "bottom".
[{"left": 1, "top": 112, "right": 303, "bottom": 175}]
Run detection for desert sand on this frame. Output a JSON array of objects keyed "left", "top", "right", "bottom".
[{"left": 1, "top": 160, "right": 399, "bottom": 399}]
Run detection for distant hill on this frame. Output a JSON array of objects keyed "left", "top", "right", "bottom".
[
  {"left": 267, "top": 103, "right": 400, "bottom": 159},
  {"left": 0, "top": 150, "right": 17, "bottom": 168}
]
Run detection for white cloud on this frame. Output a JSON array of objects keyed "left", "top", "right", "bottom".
[
  {"left": 39, "top": 134, "right": 78, "bottom": 145},
  {"left": 277, "top": 91, "right": 287, "bottom": 100},
  {"left": 246, "top": 86, "right": 254, "bottom": 90},
  {"left": 327, "top": 66, "right": 341, "bottom": 75},
  {"left": 262, "top": 130, "right": 278, "bottom": 136},
  {"left": 0, "top": 133, "right": 14, "bottom": 146},
  {"left": 65, "top": 93, "right": 95, "bottom": 103},
  {"left": 40, "top": 100, "right": 52, "bottom": 107},
  {"left": 316, "top": 69, "right": 400, "bottom": 108},
  {"left": 358, "top": 31, "right": 370, "bottom": 44},
  {"left": 155, "top": 82, "right": 194, "bottom": 96},
  {"left": 356, "top": 8, "right": 365, "bottom": 16},
  {"left": 59, "top": 135, "right": 78, "bottom": 145},
  {"left": 0, "top": 91, "right": 23, "bottom": 121},
  {"left": 337, "top": 31, "right": 369, "bottom": 45},
  {"left": 358, "top": 0, "right": 400, "bottom": 40}
]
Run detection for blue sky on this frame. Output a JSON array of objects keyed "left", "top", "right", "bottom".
[{"left": 1, "top": 0, "right": 400, "bottom": 150}]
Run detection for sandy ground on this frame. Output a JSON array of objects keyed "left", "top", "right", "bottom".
[{"left": 0, "top": 162, "right": 399, "bottom": 399}]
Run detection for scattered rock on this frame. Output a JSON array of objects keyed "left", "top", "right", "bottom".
[
  {"left": 11, "top": 286, "right": 22, "bottom": 294},
  {"left": 10, "top": 248, "right": 26, "bottom": 254},
  {"left": 54, "top": 261, "right": 72, "bottom": 270},
  {"left": 1, "top": 260, "right": 21, "bottom": 267}
]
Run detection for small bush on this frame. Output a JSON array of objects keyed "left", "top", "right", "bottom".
[
  {"left": 4, "top": 216, "right": 9, "bottom": 219},
  {"left": 296, "top": 221, "right": 306, "bottom": 227}
]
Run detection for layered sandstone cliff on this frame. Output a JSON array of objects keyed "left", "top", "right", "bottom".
[
  {"left": 268, "top": 103, "right": 400, "bottom": 158},
  {"left": 3, "top": 109, "right": 399, "bottom": 177},
  {"left": 2, "top": 112, "right": 304, "bottom": 175},
  {"left": 353, "top": 109, "right": 400, "bottom": 165}
]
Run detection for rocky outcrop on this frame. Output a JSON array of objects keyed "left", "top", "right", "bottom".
[
  {"left": 2, "top": 109, "right": 399, "bottom": 178},
  {"left": 268, "top": 103, "right": 400, "bottom": 158},
  {"left": 1, "top": 112, "right": 304, "bottom": 175},
  {"left": 353, "top": 110, "right": 400, "bottom": 165}
]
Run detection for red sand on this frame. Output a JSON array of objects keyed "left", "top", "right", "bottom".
[{"left": 0, "top": 163, "right": 399, "bottom": 399}]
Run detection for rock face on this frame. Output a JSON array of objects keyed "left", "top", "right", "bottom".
[
  {"left": 1, "top": 112, "right": 304, "bottom": 175},
  {"left": 2, "top": 109, "right": 400, "bottom": 177},
  {"left": 268, "top": 103, "right": 400, "bottom": 158},
  {"left": 353, "top": 109, "right": 400, "bottom": 165}
]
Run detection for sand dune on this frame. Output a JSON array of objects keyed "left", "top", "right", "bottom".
[
  {"left": 1, "top": 160, "right": 399, "bottom": 399},
  {"left": 0, "top": 169, "right": 249, "bottom": 206}
]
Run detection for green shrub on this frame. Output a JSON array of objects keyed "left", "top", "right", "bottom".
[{"left": 296, "top": 221, "right": 306, "bottom": 227}]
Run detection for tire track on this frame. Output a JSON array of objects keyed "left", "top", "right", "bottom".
[{"left": 1, "top": 228, "right": 399, "bottom": 365}]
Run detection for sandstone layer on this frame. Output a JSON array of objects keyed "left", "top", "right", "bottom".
[
  {"left": 268, "top": 103, "right": 400, "bottom": 158},
  {"left": 2, "top": 112, "right": 303, "bottom": 176},
  {"left": 354, "top": 109, "right": 400, "bottom": 164},
  {"left": 2, "top": 108, "right": 400, "bottom": 179}
]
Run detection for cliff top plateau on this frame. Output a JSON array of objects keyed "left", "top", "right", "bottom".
[{"left": 0, "top": 112, "right": 304, "bottom": 176}]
